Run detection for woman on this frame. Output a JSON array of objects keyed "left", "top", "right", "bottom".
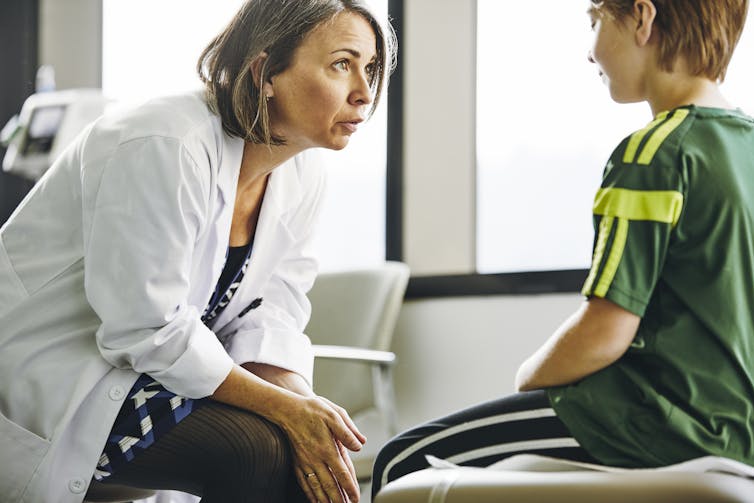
[{"left": 0, "top": 1, "right": 395, "bottom": 502}]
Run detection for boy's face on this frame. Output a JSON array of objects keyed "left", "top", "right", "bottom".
[{"left": 587, "top": 8, "right": 650, "bottom": 104}]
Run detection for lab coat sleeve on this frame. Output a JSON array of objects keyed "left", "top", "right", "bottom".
[
  {"left": 83, "top": 136, "right": 234, "bottom": 399},
  {"left": 226, "top": 162, "right": 326, "bottom": 386}
]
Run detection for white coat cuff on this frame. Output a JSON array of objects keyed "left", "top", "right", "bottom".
[
  {"left": 228, "top": 329, "right": 314, "bottom": 386},
  {"left": 149, "top": 326, "right": 235, "bottom": 399}
]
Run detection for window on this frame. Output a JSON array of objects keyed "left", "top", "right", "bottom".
[
  {"left": 475, "top": 0, "right": 754, "bottom": 275},
  {"left": 102, "top": 0, "right": 389, "bottom": 272}
]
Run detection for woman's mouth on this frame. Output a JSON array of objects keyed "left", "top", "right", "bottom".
[{"left": 338, "top": 120, "right": 363, "bottom": 133}]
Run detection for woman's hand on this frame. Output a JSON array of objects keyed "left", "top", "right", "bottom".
[
  {"left": 243, "top": 362, "right": 365, "bottom": 500},
  {"left": 212, "top": 365, "right": 366, "bottom": 502},
  {"left": 277, "top": 395, "right": 366, "bottom": 502}
]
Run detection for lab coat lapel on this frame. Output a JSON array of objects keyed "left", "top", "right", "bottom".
[
  {"left": 212, "top": 157, "right": 303, "bottom": 328},
  {"left": 198, "top": 134, "right": 243, "bottom": 310}
]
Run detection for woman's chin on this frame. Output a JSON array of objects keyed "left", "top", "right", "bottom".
[{"left": 323, "top": 137, "right": 351, "bottom": 151}]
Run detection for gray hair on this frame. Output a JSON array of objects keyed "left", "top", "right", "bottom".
[{"left": 198, "top": 0, "right": 397, "bottom": 145}]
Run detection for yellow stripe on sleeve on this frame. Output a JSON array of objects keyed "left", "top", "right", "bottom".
[
  {"left": 582, "top": 216, "right": 614, "bottom": 296},
  {"left": 594, "top": 217, "right": 629, "bottom": 297},
  {"left": 636, "top": 109, "right": 690, "bottom": 165},
  {"left": 593, "top": 187, "right": 684, "bottom": 227},
  {"left": 622, "top": 111, "right": 669, "bottom": 164}
]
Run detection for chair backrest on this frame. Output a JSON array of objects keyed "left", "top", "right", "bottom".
[{"left": 306, "top": 261, "right": 410, "bottom": 415}]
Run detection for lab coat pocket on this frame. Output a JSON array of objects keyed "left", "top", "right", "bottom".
[
  {"left": 0, "top": 238, "right": 28, "bottom": 318},
  {"left": 0, "top": 411, "right": 51, "bottom": 502}
]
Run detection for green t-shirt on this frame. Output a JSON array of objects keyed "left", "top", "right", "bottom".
[{"left": 548, "top": 106, "right": 754, "bottom": 467}]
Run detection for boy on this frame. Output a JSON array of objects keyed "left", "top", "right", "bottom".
[{"left": 372, "top": 0, "right": 754, "bottom": 497}]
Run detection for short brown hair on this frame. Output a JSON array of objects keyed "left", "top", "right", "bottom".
[
  {"left": 198, "top": 0, "right": 397, "bottom": 145},
  {"left": 591, "top": 0, "right": 749, "bottom": 81}
]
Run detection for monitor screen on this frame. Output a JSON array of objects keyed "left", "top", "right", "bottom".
[{"left": 23, "top": 105, "right": 67, "bottom": 155}]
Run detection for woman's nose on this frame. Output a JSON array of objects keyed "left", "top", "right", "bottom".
[
  {"left": 587, "top": 51, "right": 596, "bottom": 64},
  {"left": 350, "top": 72, "right": 373, "bottom": 106}
]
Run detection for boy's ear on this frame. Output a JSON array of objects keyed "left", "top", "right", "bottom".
[
  {"left": 249, "top": 52, "right": 274, "bottom": 99},
  {"left": 632, "top": 0, "right": 657, "bottom": 47}
]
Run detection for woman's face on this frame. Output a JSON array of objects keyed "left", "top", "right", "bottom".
[{"left": 266, "top": 12, "right": 377, "bottom": 151}]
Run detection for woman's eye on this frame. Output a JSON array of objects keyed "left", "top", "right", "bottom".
[
  {"left": 365, "top": 63, "right": 376, "bottom": 81},
  {"left": 334, "top": 60, "right": 349, "bottom": 71}
]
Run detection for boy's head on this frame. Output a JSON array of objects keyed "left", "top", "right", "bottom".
[{"left": 590, "top": 0, "right": 749, "bottom": 81}]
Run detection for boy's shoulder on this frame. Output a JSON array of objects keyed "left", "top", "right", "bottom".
[
  {"left": 610, "top": 106, "right": 753, "bottom": 170},
  {"left": 610, "top": 107, "right": 697, "bottom": 170},
  {"left": 602, "top": 106, "right": 754, "bottom": 191}
]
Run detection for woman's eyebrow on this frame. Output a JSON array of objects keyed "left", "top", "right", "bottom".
[
  {"left": 330, "top": 48, "right": 362, "bottom": 57},
  {"left": 330, "top": 48, "right": 377, "bottom": 64}
]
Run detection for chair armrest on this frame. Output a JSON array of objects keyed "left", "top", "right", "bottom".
[
  {"left": 312, "top": 344, "right": 400, "bottom": 437},
  {"left": 312, "top": 344, "right": 396, "bottom": 365}
]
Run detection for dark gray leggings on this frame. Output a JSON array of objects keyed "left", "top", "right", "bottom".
[
  {"left": 87, "top": 401, "right": 308, "bottom": 503},
  {"left": 372, "top": 390, "right": 597, "bottom": 499}
]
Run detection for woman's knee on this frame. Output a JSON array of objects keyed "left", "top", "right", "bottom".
[
  {"left": 198, "top": 403, "right": 294, "bottom": 481},
  {"left": 237, "top": 413, "right": 292, "bottom": 476}
]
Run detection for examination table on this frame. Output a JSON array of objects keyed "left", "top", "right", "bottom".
[{"left": 374, "top": 454, "right": 754, "bottom": 503}]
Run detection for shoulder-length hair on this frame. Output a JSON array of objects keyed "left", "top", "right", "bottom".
[{"left": 198, "top": 0, "right": 397, "bottom": 145}]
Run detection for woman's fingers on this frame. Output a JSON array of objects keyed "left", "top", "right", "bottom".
[
  {"left": 316, "top": 465, "right": 347, "bottom": 502},
  {"left": 320, "top": 396, "right": 367, "bottom": 448},
  {"left": 300, "top": 443, "right": 360, "bottom": 501},
  {"left": 307, "top": 468, "right": 335, "bottom": 503},
  {"left": 302, "top": 461, "right": 356, "bottom": 503},
  {"left": 314, "top": 398, "right": 362, "bottom": 500},
  {"left": 337, "top": 438, "right": 358, "bottom": 486},
  {"left": 284, "top": 396, "right": 366, "bottom": 501},
  {"left": 328, "top": 455, "right": 360, "bottom": 502},
  {"left": 294, "top": 466, "right": 318, "bottom": 503}
]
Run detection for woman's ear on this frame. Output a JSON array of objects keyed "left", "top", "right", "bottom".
[
  {"left": 249, "top": 52, "right": 274, "bottom": 98},
  {"left": 633, "top": 0, "right": 657, "bottom": 47}
]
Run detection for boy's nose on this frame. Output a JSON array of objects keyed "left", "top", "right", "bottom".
[{"left": 587, "top": 51, "right": 596, "bottom": 64}]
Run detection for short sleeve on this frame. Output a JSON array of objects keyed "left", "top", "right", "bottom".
[{"left": 582, "top": 109, "right": 690, "bottom": 316}]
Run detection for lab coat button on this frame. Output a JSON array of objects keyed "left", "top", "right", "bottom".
[
  {"left": 68, "top": 478, "right": 86, "bottom": 494},
  {"left": 108, "top": 385, "right": 125, "bottom": 401}
]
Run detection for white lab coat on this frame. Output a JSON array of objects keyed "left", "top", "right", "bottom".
[{"left": 0, "top": 92, "right": 324, "bottom": 503}]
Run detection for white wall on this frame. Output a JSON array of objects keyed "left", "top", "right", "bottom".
[
  {"left": 39, "top": 0, "right": 102, "bottom": 90},
  {"left": 402, "top": 0, "right": 477, "bottom": 276},
  {"left": 391, "top": 293, "right": 581, "bottom": 429}
]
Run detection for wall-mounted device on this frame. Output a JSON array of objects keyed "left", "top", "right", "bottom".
[{"left": 1, "top": 88, "right": 107, "bottom": 181}]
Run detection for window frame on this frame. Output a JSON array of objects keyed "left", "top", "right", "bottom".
[{"left": 387, "top": 0, "right": 586, "bottom": 299}]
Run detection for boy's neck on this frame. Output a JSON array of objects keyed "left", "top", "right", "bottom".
[{"left": 645, "top": 71, "right": 732, "bottom": 116}]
